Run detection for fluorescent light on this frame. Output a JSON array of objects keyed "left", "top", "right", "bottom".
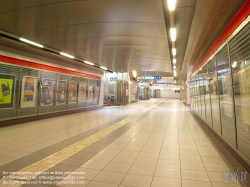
[
  {"left": 173, "top": 59, "right": 176, "bottom": 64},
  {"left": 84, "top": 61, "right": 94, "bottom": 65},
  {"left": 173, "top": 65, "right": 176, "bottom": 70},
  {"left": 232, "top": 61, "right": 237, "bottom": 68},
  {"left": 100, "top": 66, "right": 107, "bottom": 70},
  {"left": 20, "top": 38, "right": 44, "bottom": 48},
  {"left": 132, "top": 70, "right": 137, "bottom": 78},
  {"left": 173, "top": 70, "right": 177, "bottom": 77},
  {"left": 170, "top": 28, "right": 176, "bottom": 41},
  {"left": 168, "top": 0, "right": 176, "bottom": 11},
  {"left": 60, "top": 52, "right": 74, "bottom": 59},
  {"left": 172, "top": 48, "right": 176, "bottom": 56}
]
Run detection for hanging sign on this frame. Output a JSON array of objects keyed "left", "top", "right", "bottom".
[{"left": 141, "top": 76, "right": 162, "bottom": 80}]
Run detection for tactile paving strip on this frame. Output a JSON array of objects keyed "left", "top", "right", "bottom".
[{"left": 1, "top": 100, "right": 164, "bottom": 187}]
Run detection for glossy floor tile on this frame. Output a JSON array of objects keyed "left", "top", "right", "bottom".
[{"left": 0, "top": 99, "right": 249, "bottom": 187}]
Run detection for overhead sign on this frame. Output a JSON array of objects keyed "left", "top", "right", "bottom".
[
  {"left": 110, "top": 77, "right": 117, "bottom": 81},
  {"left": 141, "top": 75, "right": 162, "bottom": 80},
  {"left": 154, "top": 83, "right": 168, "bottom": 86}
]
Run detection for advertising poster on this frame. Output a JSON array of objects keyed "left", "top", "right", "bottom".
[
  {"left": 78, "top": 82, "right": 87, "bottom": 103},
  {"left": 0, "top": 74, "right": 15, "bottom": 109},
  {"left": 56, "top": 80, "right": 67, "bottom": 105},
  {"left": 68, "top": 81, "right": 77, "bottom": 103},
  {"left": 87, "top": 86, "right": 93, "bottom": 99},
  {"left": 40, "top": 79, "right": 54, "bottom": 106},
  {"left": 20, "top": 77, "right": 37, "bottom": 108},
  {"left": 94, "top": 87, "right": 99, "bottom": 99}
]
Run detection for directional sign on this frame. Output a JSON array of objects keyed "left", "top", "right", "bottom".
[
  {"left": 141, "top": 76, "right": 162, "bottom": 80},
  {"left": 110, "top": 77, "right": 117, "bottom": 81}
]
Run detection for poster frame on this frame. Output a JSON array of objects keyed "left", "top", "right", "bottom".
[
  {"left": 78, "top": 81, "right": 87, "bottom": 103},
  {"left": 40, "top": 78, "right": 55, "bottom": 107},
  {"left": 20, "top": 76, "right": 38, "bottom": 108},
  {"left": 94, "top": 86, "right": 100, "bottom": 100},
  {"left": 0, "top": 73, "right": 16, "bottom": 110},
  {"left": 56, "top": 80, "right": 67, "bottom": 105},
  {"left": 87, "top": 86, "right": 93, "bottom": 100},
  {"left": 68, "top": 81, "right": 78, "bottom": 104}
]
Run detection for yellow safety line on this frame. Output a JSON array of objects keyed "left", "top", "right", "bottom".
[{"left": 1, "top": 100, "right": 164, "bottom": 187}]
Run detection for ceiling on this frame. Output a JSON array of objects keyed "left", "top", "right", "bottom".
[{"left": 0, "top": 0, "right": 247, "bottom": 80}]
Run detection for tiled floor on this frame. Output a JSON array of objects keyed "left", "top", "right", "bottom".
[{"left": 0, "top": 99, "right": 249, "bottom": 187}]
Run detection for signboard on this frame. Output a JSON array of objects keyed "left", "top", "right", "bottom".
[
  {"left": 40, "top": 79, "right": 54, "bottom": 106},
  {"left": 78, "top": 82, "right": 87, "bottom": 103},
  {"left": 141, "top": 75, "right": 162, "bottom": 80},
  {"left": 110, "top": 77, "right": 117, "bottom": 81},
  {"left": 0, "top": 74, "right": 15, "bottom": 109},
  {"left": 68, "top": 81, "right": 77, "bottom": 103},
  {"left": 154, "top": 83, "right": 168, "bottom": 86},
  {"left": 56, "top": 80, "right": 67, "bottom": 105},
  {"left": 20, "top": 76, "right": 37, "bottom": 108},
  {"left": 163, "top": 88, "right": 171, "bottom": 91}
]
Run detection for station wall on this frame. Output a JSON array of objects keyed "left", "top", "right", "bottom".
[{"left": 0, "top": 46, "right": 103, "bottom": 123}]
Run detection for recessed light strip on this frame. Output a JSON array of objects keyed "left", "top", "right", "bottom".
[
  {"left": 84, "top": 61, "right": 94, "bottom": 66},
  {"left": 168, "top": 0, "right": 176, "bottom": 11},
  {"left": 60, "top": 52, "right": 75, "bottom": 59},
  {"left": 170, "top": 28, "right": 176, "bottom": 41},
  {"left": 172, "top": 48, "right": 176, "bottom": 56},
  {"left": 0, "top": 30, "right": 113, "bottom": 72},
  {"left": 20, "top": 38, "right": 44, "bottom": 48},
  {"left": 173, "top": 59, "right": 176, "bottom": 64},
  {"left": 173, "top": 70, "right": 177, "bottom": 77},
  {"left": 100, "top": 66, "right": 107, "bottom": 70}
]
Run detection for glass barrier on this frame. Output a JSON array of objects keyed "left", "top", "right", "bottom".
[
  {"left": 216, "top": 46, "right": 236, "bottom": 146},
  {"left": 203, "top": 64, "right": 212, "bottom": 126},
  {"left": 0, "top": 63, "right": 21, "bottom": 120},
  {"left": 0, "top": 61, "right": 101, "bottom": 122},
  {"left": 208, "top": 59, "right": 221, "bottom": 133},
  {"left": 230, "top": 22, "right": 250, "bottom": 158}
]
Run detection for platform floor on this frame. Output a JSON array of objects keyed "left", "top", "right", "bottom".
[{"left": 0, "top": 99, "right": 249, "bottom": 187}]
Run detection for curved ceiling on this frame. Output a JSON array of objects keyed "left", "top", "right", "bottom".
[{"left": 0, "top": 0, "right": 247, "bottom": 78}]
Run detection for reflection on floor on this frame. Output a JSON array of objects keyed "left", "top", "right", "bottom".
[{"left": 0, "top": 99, "right": 249, "bottom": 187}]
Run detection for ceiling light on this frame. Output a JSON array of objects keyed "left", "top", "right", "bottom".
[
  {"left": 170, "top": 28, "right": 176, "bottom": 41},
  {"left": 60, "top": 52, "right": 75, "bottom": 59},
  {"left": 168, "top": 0, "right": 176, "bottom": 11},
  {"left": 132, "top": 70, "right": 137, "bottom": 78},
  {"left": 173, "top": 59, "right": 176, "bottom": 64},
  {"left": 84, "top": 61, "right": 94, "bottom": 65},
  {"left": 232, "top": 61, "right": 237, "bottom": 68},
  {"left": 173, "top": 65, "right": 176, "bottom": 70},
  {"left": 172, "top": 48, "right": 176, "bottom": 56},
  {"left": 100, "top": 66, "right": 107, "bottom": 70},
  {"left": 174, "top": 70, "right": 177, "bottom": 77},
  {"left": 20, "top": 38, "right": 44, "bottom": 48}
]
